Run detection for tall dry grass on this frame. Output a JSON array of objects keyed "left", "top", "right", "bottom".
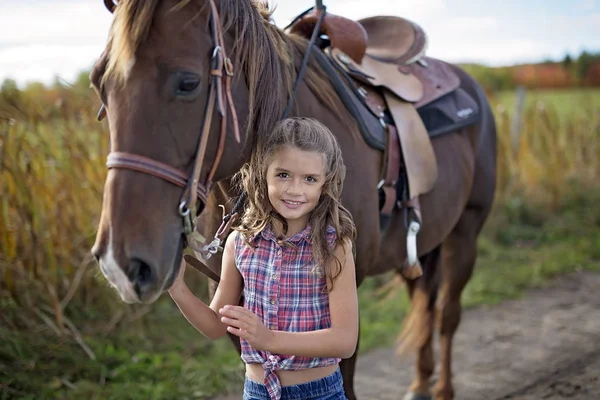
[
  {"left": 492, "top": 90, "right": 600, "bottom": 209},
  {"left": 1, "top": 88, "right": 599, "bottom": 334},
  {"left": 0, "top": 111, "right": 110, "bottom": 333}
]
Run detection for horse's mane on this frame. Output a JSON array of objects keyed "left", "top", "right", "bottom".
[
  {"left": 106, "top": 0, "right": 353, "bottom": 139},
  {"left": 105, "top": 0, "right": 161, "bottom": 81}
]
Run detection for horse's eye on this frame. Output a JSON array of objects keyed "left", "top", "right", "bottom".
[{"left": 177, "top": 77, "right": 200, "bottom": 94}]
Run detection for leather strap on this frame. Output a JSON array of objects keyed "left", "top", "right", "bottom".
[
  {"left": 400, "top": 196, "right": 422, "bottom": 224},
  {"left": 102, "top": 0, "right": 240, "bottom": 236},
  {"left": 380, "top": 125, "right": 400, "bottom": 216},
  {"left": 107, "top": 152, "right": 209, "bottom": 201},
  {"left": 184, "top": 254, "right": 221, "bottom": 283}
]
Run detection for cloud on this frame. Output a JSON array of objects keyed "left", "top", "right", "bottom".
[
  {"left": 0, "top": 44, "right": 103, "bottom": 85},
  {"left": 430, "top": 38, "right": 541, "bottom": 66},
  {"left": 0, "top": 1, "right": 112, "bottom": 85},
  {"left": 1, "top": 0, "right": 599, "bottom": 86},
  {"left": 581, "top": 0, "right": 596, "bottom": 11},
  {"left": 0, "top": 1, "right": 112, "bottom": 47},
  {"left": 270, "top": 0, "right": 447, "bottom": 27},
  {"left": 436, "top": 16, "right": 499, "bottom": 32}
]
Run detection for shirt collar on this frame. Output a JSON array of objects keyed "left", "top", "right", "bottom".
[{"left": 260, "top": 222, "right": 312, "bottom": 244}]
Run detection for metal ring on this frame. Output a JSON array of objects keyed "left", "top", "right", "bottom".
[
  {"left": 179, "top": 201, "right": 191, "bottom": 217},
  {"left": 224, "top": 57, "right": 234, "bottom": 76}
]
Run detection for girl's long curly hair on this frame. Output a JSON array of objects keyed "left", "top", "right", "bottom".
[{"left": 233, "top": 117, "right": 356, "bottom": 290}]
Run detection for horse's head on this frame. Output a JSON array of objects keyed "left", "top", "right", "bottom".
[
  {"left": 90, "top": 0, "right": 260, "bottom": 304},
  {"left": 91, "top": 0, "right": 330, "bottom": 304}
]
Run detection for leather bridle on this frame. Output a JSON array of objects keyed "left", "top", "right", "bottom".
[
  {"left": 99, "top": 0, "right": 240, "bottom": 237},
  {"left": 98, "top": 0, "right": 326, "bottom": 260}
]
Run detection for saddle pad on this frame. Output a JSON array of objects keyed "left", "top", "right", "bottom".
[
  {"left": 407, "top": 57, "right": 461, "bottom": 108},
  {"left": 418, "top": 87, "right": 481, "bottom": 138}
]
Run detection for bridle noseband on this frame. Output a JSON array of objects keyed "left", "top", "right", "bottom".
[{"left": 99, "top": 0, "right": 240, "bottom": 237}]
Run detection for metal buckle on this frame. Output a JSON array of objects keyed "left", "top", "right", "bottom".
[{"left": 202, "top": 238, "right": 223, "bottom": 259}]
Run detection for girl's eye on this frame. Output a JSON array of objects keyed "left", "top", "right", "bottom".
[
  {"left": 277, "top": 172, "right": 289, "bottom": 178},
  {"left": 306, "top": 176, "right": 317, "bottom": 183}
]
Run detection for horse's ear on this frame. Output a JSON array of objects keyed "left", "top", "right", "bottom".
[
  {"left": 97, "top": 105, "right": 107, "bottom": 121},
  {"left": 104, "top": 0, "right": 117, "bottom": 13}
]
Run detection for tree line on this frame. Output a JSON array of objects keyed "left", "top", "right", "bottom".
[{"left": 2, "top": 50, "right": 600, "bottom": 122}]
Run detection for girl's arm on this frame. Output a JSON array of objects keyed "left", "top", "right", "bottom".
[
  {"left": 168, "top": 232, "right": 243, "bottom": 340},
  {"left": 220, "top": 239, "right": 359, "bottom": 358}
]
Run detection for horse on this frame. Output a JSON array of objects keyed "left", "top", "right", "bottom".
[{"left": 89, "top": 1, "right": 497, "bottom": 399}]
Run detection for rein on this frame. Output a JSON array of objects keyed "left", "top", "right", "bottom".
[
  {"left": 97, "top": 0, "right": 326, "bottom": 270},
  {"left": 202, "top": 3, "right": 328, "bottom": 260}
]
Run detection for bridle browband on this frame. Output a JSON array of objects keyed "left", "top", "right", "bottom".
[
  {"left": 99, "top": 0, "right": 240, "bottom": 237},
  {"left": 98, "top": 0, "right": 326, "bottom": 259}
]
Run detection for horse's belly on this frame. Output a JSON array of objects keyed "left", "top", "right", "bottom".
[{"left": 370, "top": 130, "right": 476, "bottom": 275}]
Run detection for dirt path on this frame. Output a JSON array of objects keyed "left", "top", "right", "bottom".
[{"left": 211, "top": 270, "right": 600, "bottom": 400}]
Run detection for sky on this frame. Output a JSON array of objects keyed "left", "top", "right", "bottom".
[{"left": 1, "top": 0, "right": 599, "bottom": 87}]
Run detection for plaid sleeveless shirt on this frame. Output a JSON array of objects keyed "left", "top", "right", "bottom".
[{"left": 233, "top": 223, "right": 340, "bottom": 400}]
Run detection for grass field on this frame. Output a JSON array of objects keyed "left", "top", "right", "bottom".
[
  {"left": 1, "top": 87, "right": 599, "bottom": 399},
  {"left": 494, "top": 88, "right": 600, "bottom": 119}
]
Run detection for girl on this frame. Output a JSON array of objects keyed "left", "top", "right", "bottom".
[{"left": 168, "top": 117, "right": 358, "bottom": 400}]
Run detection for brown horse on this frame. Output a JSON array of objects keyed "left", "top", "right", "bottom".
[{"left": 90, "top": 1, "right": 497, "bottom": 399}]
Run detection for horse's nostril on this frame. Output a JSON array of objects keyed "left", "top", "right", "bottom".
[{"left": 128, "top": 258, "right": 154, "bottom": 297}]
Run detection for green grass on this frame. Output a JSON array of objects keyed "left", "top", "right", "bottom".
[
  {"left": 1, "top": 291, "right": 246, "bottom": 400},
  {"left": 356, "top": 185, "right": 600, "bottom": 353},
  {"left": 2, "top": 86, "right": 600, "bottom": 399},
  {"left": 493, "top": 88, "right": 600, "bottom": 125},
  {"left": 4, "top": 187, "right": 599, "bottom": 400}
]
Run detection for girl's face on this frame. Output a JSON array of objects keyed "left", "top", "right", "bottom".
[{"left": 266, "top": 146, "right": 326, "bottom": 234}]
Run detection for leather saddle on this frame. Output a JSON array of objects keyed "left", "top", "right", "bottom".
[
  {"left": 288, "top": 11, "right": 459, "bottom": 109},
  {"left": 286, "top": 8, "right": 481, "bottom": 278},
  {"left": 287, "top": 9, "right": 460, "bottom": 203}
]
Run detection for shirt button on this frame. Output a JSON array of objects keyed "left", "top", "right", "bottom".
[
  {"left": 270, "top": 325, "right": 276, "bottom": 330},
  {"left": 272, "top": 274, "right": 278, "bottom": 280},
  {"left": 270, "top": 298, "right": 276, "bottom": 305},
  {"left": 277, "top": 250, "right": 282, "bottom": 256}
]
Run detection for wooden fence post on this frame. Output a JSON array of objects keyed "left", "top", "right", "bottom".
[{"left": 511, "top": 86, "right": 526, "bottom": 154}]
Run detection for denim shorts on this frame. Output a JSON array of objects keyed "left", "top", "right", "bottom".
[{"left": 242, "top": 367, "right": 347, "bottom": 400}]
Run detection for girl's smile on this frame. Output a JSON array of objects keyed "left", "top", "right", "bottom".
[
  {"left": 266, "top": 146, "right": 326, "bottom": 236},
  {"left": 281, "top": 199, "right": 306, "bottom": 209}
]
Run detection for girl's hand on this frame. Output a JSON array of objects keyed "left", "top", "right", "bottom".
[{"left": 219, "top": 305, "right": 274, "bottom": 351}]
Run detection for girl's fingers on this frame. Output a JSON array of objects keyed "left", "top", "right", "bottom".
[
  {"left": 227, "top": 326, "right": 248, "bottom": 339},
  {"left": 220, "top": 316, "right": 237, "bottom": 326},
  {"left": 221, "top": 316, "right": 252, "bottom": 332},
  {"left": 220, "top": 308, "right": 252, "bottom": 322},
  {"left": 223, "top": 305, "right": 254, "bottom": 317}
]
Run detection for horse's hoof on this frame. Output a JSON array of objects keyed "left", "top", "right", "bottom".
[{"left": 403, "top": 392, "right": 432, "bottom": 400}]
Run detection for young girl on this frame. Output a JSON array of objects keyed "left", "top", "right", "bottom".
[{"left": 168, "top": 117, "right": 358, "bottom": 400}]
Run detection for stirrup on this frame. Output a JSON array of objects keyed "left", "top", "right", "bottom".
[{"left": 402, "top": 219, "right": 423, "bottom": 279}]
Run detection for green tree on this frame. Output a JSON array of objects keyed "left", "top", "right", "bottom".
[
  {"left": 1, "top": 78, "right": 22, "bottom": 108},
  {"left": 562, "top": 54, "right": 572, "bottom": 70}
]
